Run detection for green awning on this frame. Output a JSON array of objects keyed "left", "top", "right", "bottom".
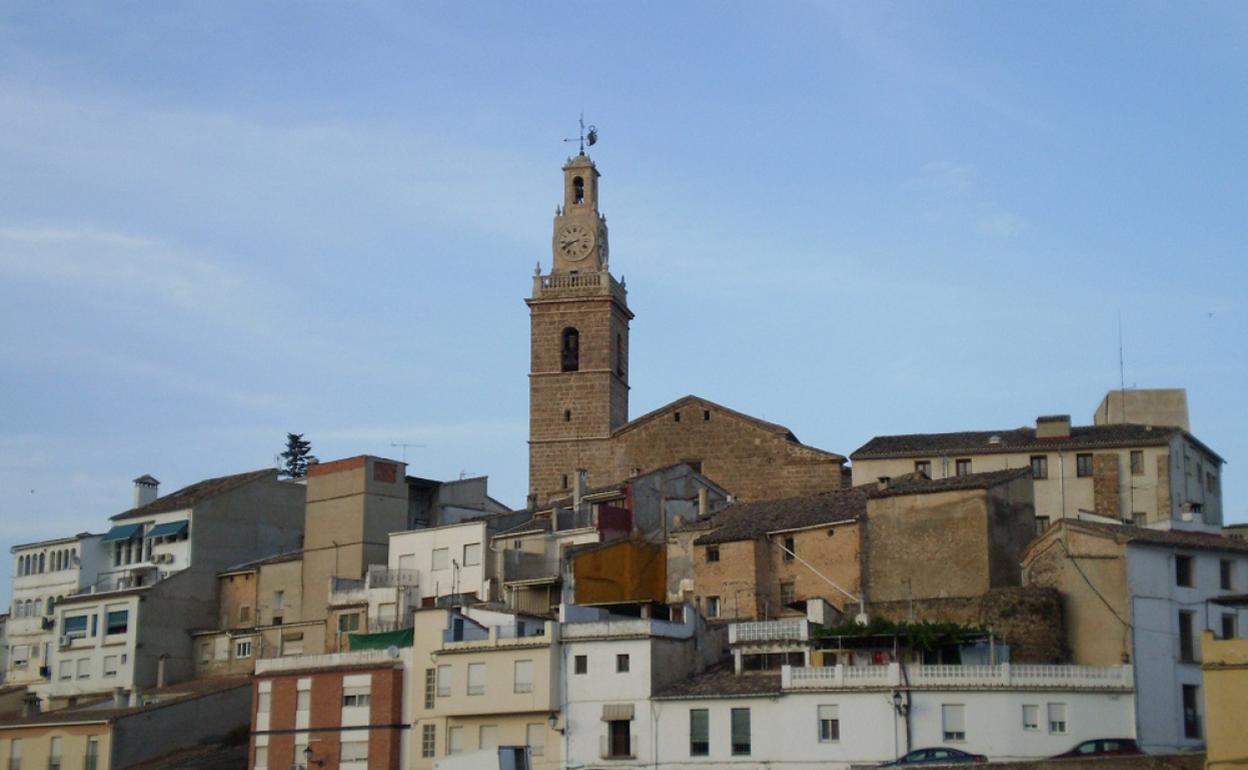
[
  {"left": 146, "top": 520, "right": 188, "bottom": 539},
  {"left": 347, "top": 628, "right": 413, "bottom": 651},
  {"left": 102, "top": 523, "right": 143, "bottom": 542}
]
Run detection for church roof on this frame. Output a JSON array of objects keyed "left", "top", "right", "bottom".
[{"left": 613, "top": 395, "right": 845, "bottom": 461}]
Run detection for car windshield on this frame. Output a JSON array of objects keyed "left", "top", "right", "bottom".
[{"left": 1077, "top": 742, "right": 1099, "bottom": 754}]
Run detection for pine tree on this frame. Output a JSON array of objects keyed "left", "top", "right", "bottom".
[{"left": 280, "top": 433, "right": 316, "bottom": 478}]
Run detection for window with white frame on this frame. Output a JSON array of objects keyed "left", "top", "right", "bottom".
[
  {"left": 48, "top": 736, "right": 61, "bottom": 770},
  {"left": 59, "top": 660, "right": 72, "bottom": 680},
  {"left": 76, "top": 658, "right": 90, "bottom": 679},
  {"left": 437, "top": 664, "right": 451, "bottom": 697},
  {"left": 463, "top": 542, "right": 481, "bottom": 567},
  {"left": 11, "top": 644, "right": 29, "bottom": 667},
  {"left": 340, "top": 741, "right": 368, "bottom": 761},
  {"left": 252, "top": 746, "right": 267, "bottom": 769},
  {"left": 942, "top": 704, "right": 966, "bottom": 741},
  {"left": 421, "top": 724, "right": 436, "bottom": 757},
  {"left": 342, "top": 685, "right": 371, "bottom": 708},
  {"left": 235, "top": 640, "right": 253, "bottom": 658},
  {"left": 102, "top": 655, "right": 118, "bottom": 677},
  {"left": 432, "top": 548, "right": 449, "bottom": 571},
  {"left": 467, "top": 662, "right": 485, "bottom": 695},
  {"left": 1022, "top": 704, "right": 1039, "bottom": 730},
  {"left": 105, "top": 608, "right": 128, "bottom": 636},
  {"left": 1048, "top": 703, "right": 1068, "bottom": 734},
  {"left": 63, "top": 614, "right": 89, "bottom": 640},
  {"left": 296, "top": 688, "right": 310, "bottom": 712},
  {"left": 526, "top": 723, "right": 545, "bottom": 757},
  {"left": 514, "top": 659, "right": 534, "bottom": 693},
  {"left": 705, "top": 596, "right": 720, "bottom": 618},
  {"left": 818, "top": 704, "right": 840, "bottom": 742},
  {"left": 447, "top": 726, "right": 464, "bottom": 755}
]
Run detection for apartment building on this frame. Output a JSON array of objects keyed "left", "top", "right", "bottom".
[
  {"left": 1200, "top": 630, "right": 1248, "bottom": 768},
  {"left": 411, "top": 607, "right": 560, "bottom": 770},
  {"left": 6, "top": 533, "right": 104, "bottom": 693},
  {"left": 1024, "top": 518, "right": 1248, "bottom": 751},
  {"left": 852, "top": 397, "right": 1222, "bottom": 528}
]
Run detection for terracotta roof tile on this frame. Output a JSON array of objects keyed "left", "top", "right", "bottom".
[
  {"left": 111, "top": 469, "right": 278, "bottom": 521},
  {"left": 691, "top": 488, "right": 866, "bottom": 545},
  {"left": 654, "top": 667, "right": 782, "bottom": 699}
]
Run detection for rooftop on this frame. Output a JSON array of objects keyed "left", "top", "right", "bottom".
[
  {"left": 655, "top": 667, "right": 781, "bottom": 699},
  {"left": 690, "top": 487, "right": 866, "bottom": 545},
  {"left": 1044, "top": 519, "right": 1248, "bottom": 556},
  {"left": 111, "top": 468, "right": 278, "bottom": 521},
  {"left": 0, "top": 676, "right": 250, "bottom": 728},
  {"left": 870, "top": 467, "right": 1032, "bottom": 498}
]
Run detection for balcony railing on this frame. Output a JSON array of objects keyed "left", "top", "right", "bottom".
[
  {"left": 533, "top": 270, "right": 627, "bottom": 304},
  {"left": 256, "top": 648, "right": 402, "bottom": 673},
  {"left": 327, "top": 577, "right": 367, "bottom": 606},
  {"left": 729, "top": 619, "right": 809, "bottom": 645},
  {"left": 366, "top": 566, "right": 419, "bottom": 588},
  {"left": 782, "top": 663, "right": 1135, "bottom": 691}
]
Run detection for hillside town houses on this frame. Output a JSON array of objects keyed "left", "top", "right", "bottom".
[{"left": 3, "top": 152, "right": 1245, "bottom": 770}]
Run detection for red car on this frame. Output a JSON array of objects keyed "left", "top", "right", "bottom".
[{"left": 1051, "top": 739, "right": 1144, "bottom": 759}]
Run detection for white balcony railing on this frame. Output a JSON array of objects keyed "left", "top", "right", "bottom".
[
  {"left": 729, "top": 619, "right": 809, "bottom": 645},
  {"left": 256, "top": 648, "right": 402, "bottom": 673},
  {"left": 366, "top": 566, "right": 418, "bottom": 588},
  {"left": 782, "top": 663, "right": 1134, "bottom": 691}
]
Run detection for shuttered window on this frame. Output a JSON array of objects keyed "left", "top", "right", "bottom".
[{"left": 731, "top": 708, "right": 751, "bottom": 756}]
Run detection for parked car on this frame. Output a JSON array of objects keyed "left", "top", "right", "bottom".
[
  {"left": 1050, "top": 738, "right": 1143, "bottom": 759},
  {"left": 880, "top": 747, "right": 988, "bottom": 766}
]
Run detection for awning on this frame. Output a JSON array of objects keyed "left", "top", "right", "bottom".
[
  {"left": 348, "top": 628, "right": 414, "bottom": 651},
  {"left": 102, "top": 523, "right": 143, "bottom": 542},
  {"left": 602, "top": 703, "right": 635, "bottom": 721},
  {"left": 146, "top": 520, "right": 188, "bottom": 539}
]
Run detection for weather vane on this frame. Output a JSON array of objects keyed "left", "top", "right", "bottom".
[{"left": 563, "top": 113, "right": 598, "bottom": 154}]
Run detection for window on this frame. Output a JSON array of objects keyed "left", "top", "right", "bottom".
[
  {"left": 1076, "top": 453, "right": 1093, "bottom": 477},
  {"left": 1131, "top": 450, "right": 1144, "bottom": 475},
  {"left": 1221, "top": 559, "right": 1234, "bottom": 591},
  {"left": 424, "top": 668, "right": 436, "bottom": 708},
  {"left": 463, "top": 543, "right": 481, "bottom": 567},
  {"left": 706, "top": 596, "right": 720, "bottom": 618},
  {"left": 106, "top": 609, "right": 128, "bottom": 635},
  {"left": 574, "top": 655, "right": 588, "bottom": 674},
  {"left": 703, "top": 409, "right": 710, "bottom": 421},
  {"left": 103, "top": 655, "right": 118, "bottom": 678},
  {"left": 76, "top": 658, "right": 90, "bottom": 679},
  {"left": 84, "top": 737, "right": 99, "bottom": 770},
  {"left": 1179, "top": 611, "right": 1196, "bottom": 662},
  {"left": 780, "top": 581, "right": 796, "bottom": 606},
  {"left": 257, "top": 690, "right": 271, "bottom": 714},
  {"left": 63, "top": 615, "right": 88, "bottom": 640},
  {"left": 783, "top": 536, "right": 796, "bottom": 561},
  {"left": 342, "top": 686, "right": 371, "bottom": 707},
  {"left": 1030, "top": 455, "right": 1048, "bottom": 480},
  {"left": 253, "top": 746, "right": 267, "bottom": 769},
  {"left": 1207, "top": 471, "right": 1217, "bottom": 493},
  {"left": 561, "top": 327, "right": 580, "bottom": 372},
  {"left": 437, "top": 664, "right": 451, "bottom": 697},
  {"left": 235, "top": 640, "right": 253, "bottom": 658},
  {"left": 432, "top": 548, "right": 449, "bottom": 571},
  {"left": 272, "top": 591, "right": 284, "bottom": 610},
  {"left": 340, "top": 741, "right": 368, "bottom": 762},
  {"left": 1022, "top": 704, "right": 1039, "bottom": 730},
  {"left": 1182, "top": 684, "right": 1201, "bottom": 739},
  {"left": 527, "top": 723, "right": 545, "bottom": 757},
  {"left": 514, "top": 659, "right": 534, "bottom": 693},
  {"left": 296, "top": 689, "right": 310, "bottom": 712},
  {"left": 674, "top": 411, "right": 682, "bottom": 423},
  {"left": 1176, "top": 555, "right": 1194, "bottom": 587},
  {"left": 421, "top": 724, "right": 436, "bottom": 758},
  {"left": 689, "top": 708, "right": 709, "bottom": 755},
  {"left": 1222, "top": 613, "right": 1236, "bottom": 640},
  {"left": 447, "top": 726, "right": 463, "bottom": 755},
  {"left": 479, "top": 725, "right": 498, "bottom": 750},
  {"left": 818, "top": 704, "right": 840, "bottom": 742},
  {"left": 1036, "top": 516, "right": 1051, "bottom": 535},
  {"left": 942, "top": 704, "right": 965, "bottom": 741},
  {"left": 10, "top": 644, "right": 29, "bottom": 667},
  {"left": 467, "top": 662, "right": 485, "bottom": 695},
  {"left": 706, "top": 546, "right": 719, "bottom": 563},
  {"left": 8, "top": 739, "right": 19, "bottom": 770},
  {"left": 48, "top": 736, "right": 61, "bottom": 770},
  {"left": 616, "top": 653, "right": 630, "bottom": 673},
  {"left": 955, "top": 458, "right": 971, "bottom": 477},
  {"left": 238, "top": 605, "right": 252, "bottom": 625},
  {"left": 338, "top": 613, "right": 360, "bottom": 633},
  {"left": 914, "top": 460, "right": 931, "bottom": 477},
  {"left": 1047, "top": 702, "right": 1067, "bottom": 734},
  {"left": 617, "top": 333, "right": 625, "bottom": 376},
  {"left": 731, "top": 707, "right": 751, "bottom": 756},
  {"left": 59, "top": 660, "right": 71, "bottom": 680}
]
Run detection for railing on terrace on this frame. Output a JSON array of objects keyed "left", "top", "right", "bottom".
[
  {"left": 327, "top": 577, "right": 367, "bottom": 606},
  {"left": 560, "top": 617, "right": 692, "bottom": 640},
  {"left": 782, "top": 663, "right": 1134, "bottom": 691},
  {"left": 256, "top": 648, "right": 401, "bottom": 673},
  {"left": 366, "top": 566, "right": 419, "bottom": 588},
  {"left": 555, "top": 509, "right": 594, "bottom": 531},
  {"left": 367, "top": 618, "right": 412, "bottom": 633},
  {"left": 533, "top": 271, "right": 627, "bottom": 304},
  {"left": 442, "top": 621, "right": 557, "bottom": 650},
  {"left": 76, "top": 567, "right": 161, "bottom": 595},
  {"left": 729, "top": 619, "right": 809, "bottom": 645}
]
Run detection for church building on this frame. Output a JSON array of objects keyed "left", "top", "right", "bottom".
[{"left": 528, "top": 152, "right": 844, "bottom": 503}]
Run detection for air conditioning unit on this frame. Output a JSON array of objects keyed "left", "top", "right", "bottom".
[{"left": 59, "top": 635, "right": 72, "bottom": 648}]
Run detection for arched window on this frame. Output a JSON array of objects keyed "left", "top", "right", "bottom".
[
  {"left": 561, "top": 328, "right": 580, "bottom": 372},
  {"left": 53, "top": 552, "right": 60, "bottom": 571},
  {"left": 38, "top": 553, "right": 45, "bottom": 573},
  {"left": 572, "top": 176, "right": 584, "bottom": 205}
]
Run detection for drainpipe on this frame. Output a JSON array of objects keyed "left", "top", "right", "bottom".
[{"left": 156, "top": 654, "right": 167, "bottom": 689}]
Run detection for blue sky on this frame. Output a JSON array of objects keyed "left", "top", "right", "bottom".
[{"left": 2, "top": 2, "right": 1246, "bottom": 602}]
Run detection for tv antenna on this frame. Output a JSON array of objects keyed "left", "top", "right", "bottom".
[
  {"left": 563, "top": 113, "right": 598, "bottom": 155},
  {"left": 390, "top": 442, "right": 426, "bottom": 462}
]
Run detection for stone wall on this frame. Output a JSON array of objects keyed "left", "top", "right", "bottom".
[
  {"left": 869, "top": 586, "right": 1067, "bottom": 663},
  {"left": 1094, "top": 452, "right": 1121, "bottom": 518}
]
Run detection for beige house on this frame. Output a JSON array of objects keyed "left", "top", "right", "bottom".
[
  {"left": 1200, "top": 630, "right": 1248, "bottom": 769},
  {"left": 852, "top": 406, "right": 1223, "bottom": 528},
  {"left": 410, "top": 607, "right": 561, "bottom": 770}
]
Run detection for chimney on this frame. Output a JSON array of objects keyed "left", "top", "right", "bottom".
[
  {"left": 132, "top": 475, "right": 159, "bottom": 508},
  {"left": 697, "top": 487, "right": 709, "bottom": 517},
  {"left": 1035, "top": 415, "right": 1071, "bottom": 439},
  {"left": 21, "top": 692, "right": 40, "bottom": 718}
]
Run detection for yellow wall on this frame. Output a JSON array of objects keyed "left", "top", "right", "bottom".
[
  {"left": 1201, "top": 630, "right": 1248, "bottom": 769},
  {"left": 0, "top": 724, "right": 112, "bottom": 770}
]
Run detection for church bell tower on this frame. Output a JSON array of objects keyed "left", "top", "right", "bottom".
[{"left": 527, "top": 152, "right": 632, "bottom": 501}]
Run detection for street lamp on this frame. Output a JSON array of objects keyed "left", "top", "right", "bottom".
[
  {"left": 303, "top": 745, "right": 324, "bottom": 768},
  {"left": 891, "top": 690, "right": 910, "bottom": 717}
]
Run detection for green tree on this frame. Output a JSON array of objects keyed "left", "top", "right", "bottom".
[{"left": 280, "top": 433, "right": 316, "bottom": 478}]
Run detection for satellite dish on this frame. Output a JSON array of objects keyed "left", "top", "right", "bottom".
[
  {"left": 586, "top": 126, "right": 598, "bottom": 147},
  {"left": 854, "top": 613, "right": 870, "bottom": 627},
  {"left": 386, "top": 645, "right": 399, "bottom": 659}
]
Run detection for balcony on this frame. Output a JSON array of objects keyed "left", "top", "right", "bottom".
[
  {"left": 561, "top": 616, "right": 693, "bottom": 641},
  {"left": 781, "top": 663, "right": 1135, "bottom": 691},
  {"left": 729, "top": 619, "right": 809, "bottom": 645},
  {"left": 365, "top": 566, "right": 418, "bottom": 588},
  {"left": 256, "top": 648, "right": 403, "bottom": 674},
  {"left": 532, "top": 270, "right": 627, "bottom": 305},
  {"left": 327, "top": 577, "right": 367, "bottom": 607},
  {"left": 503, "top": 550, "right": 560, "bottom": 584},
  {"left": 599, "top": 734, "right": 636, "bottom": 760},
  {"left": 76, "top": 566, "right": 160, "bottom": 595}
]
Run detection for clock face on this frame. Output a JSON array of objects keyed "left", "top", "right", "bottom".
[{"left": 557, "top": 223, "right": 595, "bottom": 262}]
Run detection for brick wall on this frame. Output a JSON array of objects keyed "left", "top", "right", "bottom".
[{"left": 1093, "top": 452, "right": 1122, "bottom": 518}]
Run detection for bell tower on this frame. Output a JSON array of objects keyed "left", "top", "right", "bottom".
[{"left": 527, "top": 152, "right": 632, "bottom": 501}]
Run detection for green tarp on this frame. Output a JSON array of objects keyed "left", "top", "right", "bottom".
[{"left": 347, "top": 627, "right": 413, "bottom": 651}]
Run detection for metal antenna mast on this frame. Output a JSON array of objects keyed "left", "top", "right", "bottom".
[{"left": 390, "top": 442, "right": 426, "bottom": 463}]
